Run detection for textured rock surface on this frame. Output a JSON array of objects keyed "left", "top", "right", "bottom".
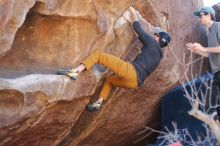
[
  {"left": 0, "top": 0, "right": 203, "bottom": 146},
  {"left": 213, "top": 3, "right": 220, "bottom": 22}
]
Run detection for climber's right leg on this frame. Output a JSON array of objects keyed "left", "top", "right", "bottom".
[{"left": 86, "top": 68, "right": 138, "bottom": 112}]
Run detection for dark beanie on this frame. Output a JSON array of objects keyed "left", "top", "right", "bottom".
[
  {"left": 158, "top": 32, "right": 171, "bottom": 48},
  {"left": 159, "top": 32, "right": 171, "bottom": 44}
]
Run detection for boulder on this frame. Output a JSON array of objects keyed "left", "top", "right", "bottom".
[
  {"left": 0, "top": 0, "right": 204, "bottom": 145},
  {"left": 213, "top": 3, "right": 220, "bottom": 22}
]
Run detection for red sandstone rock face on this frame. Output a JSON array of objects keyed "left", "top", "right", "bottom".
[
  {"left": 213, "top": 3, "right": 220, "bottom": 22},
  {"left": 0, "top": 0, "right": 203, "bottom": 146}
]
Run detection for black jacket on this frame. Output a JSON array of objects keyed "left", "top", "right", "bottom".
[{"left": 132, "top": 21, "right": 163, "bottom": 87}]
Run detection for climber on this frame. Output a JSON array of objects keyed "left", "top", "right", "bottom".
[
  {"left": 57, "top": 7, "right": 171, "bottom": 112},
  {"left": 186, "top": 6, "right": 220, "bottom": 118}
]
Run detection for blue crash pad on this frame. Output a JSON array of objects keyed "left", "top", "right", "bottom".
[{"left": 148, "top": 73, "right": 218, "bottom": 146}]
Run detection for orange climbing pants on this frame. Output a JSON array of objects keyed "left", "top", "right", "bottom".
[{"left": 82, "top": 50, "right": 138, "bottom": 100}]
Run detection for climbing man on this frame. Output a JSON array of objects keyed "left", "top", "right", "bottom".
[
  {"left": 57, "top": 7, "right": 171, "bottom": 112},
  {"left": 186, "top": 6, "right": 220, "bottom": 117}
]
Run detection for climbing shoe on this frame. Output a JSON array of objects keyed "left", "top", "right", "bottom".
[
  {"left": 57, "top": 68, "right": 78, "bottom": 80},
  {"left": 86, "top": 101, "right": 102, "bottom": 112}
]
